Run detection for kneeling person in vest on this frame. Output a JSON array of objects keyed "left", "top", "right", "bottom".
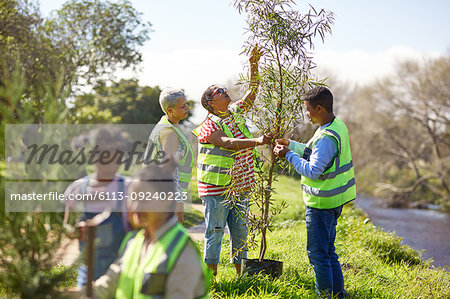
[
  {"left": 89, "top": 164, "right": 209, "bottom": 299},
  {"left": 274, "top": 86, "right": 355, "bottom": 299}
]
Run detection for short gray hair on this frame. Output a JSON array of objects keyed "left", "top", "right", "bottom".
[{"left": 159, "top": 88, "right": 185, "bottom": 114}]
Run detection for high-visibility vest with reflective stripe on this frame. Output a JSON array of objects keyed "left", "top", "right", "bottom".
[
  {"left": 116, "top": 224, "right": 210, "bottom": 299},
  {"left": 300, "top": 117, "right": 356, "bottom": 209},
  {"left": 195, "top": 111, "right": 255, "bottom": 186},
  {"left": 149, "top": 116, "right": 194, "bottom": 192}
]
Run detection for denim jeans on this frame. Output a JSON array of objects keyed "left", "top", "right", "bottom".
[
  {"left": 202, "top": 194, "right": 248, "bottom": 265},
  {"left": 306, "top": 205, "right": 347, "bottom": 299},
  {"left": 77, "top": 212, "right": 127, "bottom": 287}
]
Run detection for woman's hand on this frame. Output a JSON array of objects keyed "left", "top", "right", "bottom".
[
  {"left": 275, "top": 138, "right": 290, "bottom": 146},
  {"left": 242, "top": 44, "right": 263, "bottom": 110},
  {"left": 257, "top": 133, "right": 273, "bottom": 146},
  {"left": 249, "top": 44, "right": 263, "bottom": 66}
]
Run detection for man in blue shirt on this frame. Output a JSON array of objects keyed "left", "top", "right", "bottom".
[
  {"left": 280, "top": 126, "right": 337, "bottom": 181},
  {"left": 274, "top": 86, "right": 355, "bottom": 298}
]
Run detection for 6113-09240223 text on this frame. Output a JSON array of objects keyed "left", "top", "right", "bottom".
[{"left": 9, "top": 191, "right": 188, "bottom": 201}]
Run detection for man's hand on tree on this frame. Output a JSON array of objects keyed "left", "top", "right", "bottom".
[{"left": 273, "top": 144, "right": 289, "bottom": 158}]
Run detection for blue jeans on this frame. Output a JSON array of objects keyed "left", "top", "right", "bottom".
[
  {"left": 202, "top": 194, "right": 248, "bottom": 265},
  {"left": 306, "top": 205, "right": 347, "bottom": 299},
  {"left": 77, "top": 212, "right": 127, "bottom": 287}
]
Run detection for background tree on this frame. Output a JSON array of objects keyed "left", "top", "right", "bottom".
[
  {"left": 0, "top": 0, "right": 62, "bottom": 123},
  {"left": 45, "top": 0, "right": 151, "bottom": 92},
  {"left": 233, "top": 0, "right": 334, "bottom": 262},
  {"left": 68, "top": 79, "right": 195, "bottom": 124},
  {"left": 0, "top": 0, "right": 151, "bottom": 124},
  {"left": 0, "top": 0, "right": 152, "bottom": 296},
  {"left": 348, "top": 55, "right": 450, "bottom": 211}
]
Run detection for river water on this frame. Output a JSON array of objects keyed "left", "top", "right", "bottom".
[{"left": 355, "top": 195, "right": 450, "bottom": 269}]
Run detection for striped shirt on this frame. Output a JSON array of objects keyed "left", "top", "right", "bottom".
[{"left": 197, "top": 101, "right": 255, "bottom": 197}]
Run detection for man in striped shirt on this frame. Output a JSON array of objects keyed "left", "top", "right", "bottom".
[{"left": 196, "top": 46, "right": 271, "bottom": 276}]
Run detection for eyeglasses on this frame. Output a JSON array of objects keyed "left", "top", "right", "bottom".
[{"left": 210, "top": 88, "right": 227, "bottom": 99}]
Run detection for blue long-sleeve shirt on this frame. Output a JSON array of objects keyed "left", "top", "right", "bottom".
[{"left": 285, "top": 123, "right": 338, "bottom": 180}]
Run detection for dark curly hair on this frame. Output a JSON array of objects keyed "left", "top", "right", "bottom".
[{"left": 200, "top": 84, "right": 219, "bottom": 114}]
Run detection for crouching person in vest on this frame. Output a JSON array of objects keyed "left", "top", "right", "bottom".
[
  {"left": 273, "top": 87, "right": 355, "bottom": 299},
  {"left": 86, "top": 164, "right": 210, "bottom": 299}
]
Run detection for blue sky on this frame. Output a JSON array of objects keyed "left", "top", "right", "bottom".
[
  {"left": 307, "top": 0, "right": 449, "bottom": 53},
  {"left": 40, "top": 0, "right": 450, "bottom": 122}
]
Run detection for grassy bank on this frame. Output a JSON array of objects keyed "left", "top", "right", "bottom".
[
  {"left": 1, "top": 176, "right": 449, "bottom": 298},
  {"left": 206, "top": 175, "right": 450, "bottom": 298}
]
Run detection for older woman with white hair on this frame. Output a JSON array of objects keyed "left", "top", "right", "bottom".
[{"left": 143, "top": 88, "right": 194, "bottom": 222}]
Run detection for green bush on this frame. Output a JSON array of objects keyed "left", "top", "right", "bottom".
[{"left": 364, "top": 230, "right": 423, "bottom": 266}]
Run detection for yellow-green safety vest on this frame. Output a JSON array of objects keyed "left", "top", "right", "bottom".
[
  {"left": 299, "top": 117, "right": 356, "bottom": 209},
  {"left": 149, "top": 116, "right": 194, "bottom": 192},
  {"left": 194, "top": 111, "right": 257, "bottom": 186},
  {"left": 116, "top": 223, "right": 210, "bottom": 299}
]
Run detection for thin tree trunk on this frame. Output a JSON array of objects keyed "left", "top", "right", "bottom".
[
  {"left": 259, "top": 155, "right": 275, "bottom": 261},
  {"left": 259, "top": 44, "right": 284, "bottom": 261}
]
